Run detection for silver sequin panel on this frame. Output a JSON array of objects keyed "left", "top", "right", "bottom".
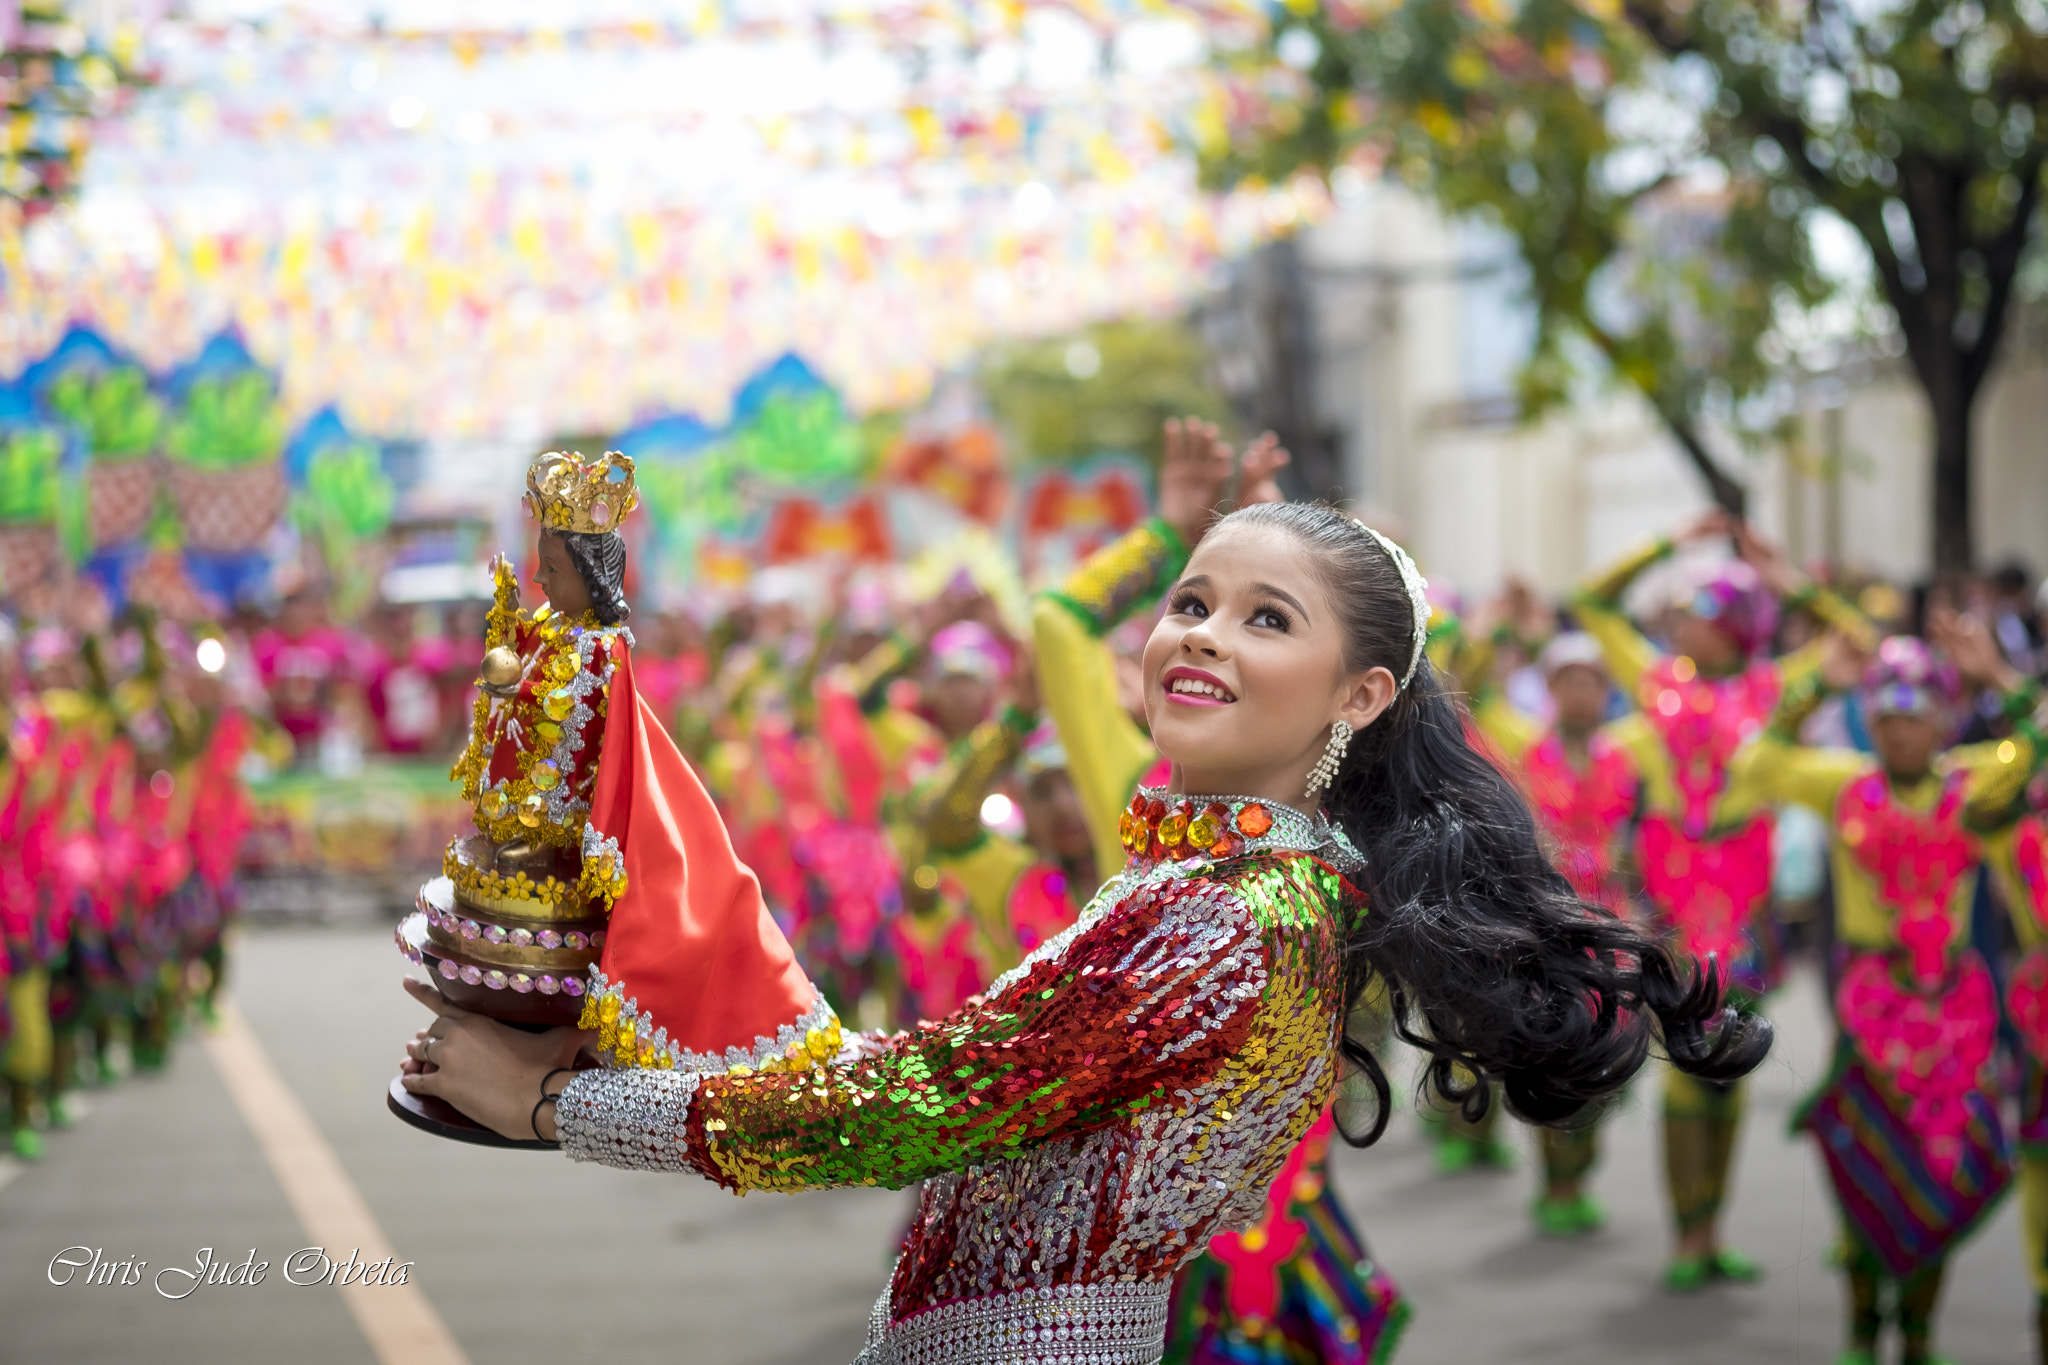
[
  {"left": 852, "top": 1274, "right": 1172, "bottom": 1365},
  {"left": 556, "top": 1067, "right": 699, "bottom": 1171}
]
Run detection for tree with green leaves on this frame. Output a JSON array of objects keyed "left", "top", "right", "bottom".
[
  {"left": 1212, "top": 0, "right": 2048, "bottom": 572},
  {"left": 978, "top": 318, "right": 1230, "bottom": 466}
]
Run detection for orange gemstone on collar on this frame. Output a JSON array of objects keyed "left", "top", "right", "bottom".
[{"left": 1236, "top": 803, "right": 1273, "bottom": 838}]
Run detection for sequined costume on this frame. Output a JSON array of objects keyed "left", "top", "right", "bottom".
[
  {"left": 1025, "top": 519, "right": 1406, "bottom": 1363},
  {"left": 559, "top": 786, "right": 1359, "bottom": 1365},
  {"left": 1164, "top": 1111, "right": 1408, "bottom": 1365},
  {"left": 1726, "top": 662, "right": 2045, "bottom": 1354}
]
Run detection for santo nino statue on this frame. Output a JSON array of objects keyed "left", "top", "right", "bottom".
[{"left": 391, "top": 450, "right": 827, "bottom": 1146}]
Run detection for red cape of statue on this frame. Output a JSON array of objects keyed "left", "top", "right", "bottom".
[{"left": 581, "top": 646, "right": 824, "bottom": 1068}]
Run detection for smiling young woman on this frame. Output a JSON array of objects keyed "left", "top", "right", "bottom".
[{"left": 400, "top": 486, "right": 1770, "bottom": 1365}]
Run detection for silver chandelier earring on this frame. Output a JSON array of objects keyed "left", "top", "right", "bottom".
[{"left": 1306, "top": 720, "right": 1353, "bottom": 796}]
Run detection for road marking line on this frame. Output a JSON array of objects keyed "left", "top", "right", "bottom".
[
  {"left": 205, "top": 998, "right": 471, "bottom": 1365},
  {"left": 0, "top": 1155, "right": 20, "bottom": 1196}
]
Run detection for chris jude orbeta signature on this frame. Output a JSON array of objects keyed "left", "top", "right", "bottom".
[{"left": 48, "top": 1246, "right": 414, "bottom": 1298}]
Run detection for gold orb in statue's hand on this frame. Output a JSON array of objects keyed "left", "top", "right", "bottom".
[{"left": 479, "top": 647, "right": 522, "bottom": 689}]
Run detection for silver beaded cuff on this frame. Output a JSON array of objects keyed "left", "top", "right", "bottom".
[
  {"left": 852, "top": 1276, "right": 1172, "bottom": 1365},
  {"left": 555, "top": 1066, "right": 700, "bottom": 1172}
]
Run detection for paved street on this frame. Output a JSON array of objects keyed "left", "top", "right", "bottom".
[{"left": 0, "top": 922, "right": 2032, "bottom": 1364}]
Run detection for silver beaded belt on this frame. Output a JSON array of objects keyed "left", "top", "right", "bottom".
[{"left": 852, "top": 1276, "right": 1172, "bottom": 1365}]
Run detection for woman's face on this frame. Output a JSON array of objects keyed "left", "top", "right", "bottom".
[
  {"left": 534, "top": 532, "right": 594, "bottom": 619},
  {"left": 1141, "top": 522, "right": 1396, "bottom": 808}
]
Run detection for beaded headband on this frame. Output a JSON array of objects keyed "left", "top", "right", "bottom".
[{"left": 1352, "top": 519, "right": 1432, "bottom": 689}]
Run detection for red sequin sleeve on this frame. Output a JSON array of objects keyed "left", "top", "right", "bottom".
[{"left": 554, "top": 873, "right": 1267, "bottom": 1190}]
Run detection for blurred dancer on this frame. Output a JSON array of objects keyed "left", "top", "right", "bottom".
[
  {"left": 1573, "top": 512, "right": 1870, "bottom": 1289},
  {"left": 1993, "top": 808, "right": 2048, "bottom": 1364},
  {"left": 1471, "top": 631, "right": 1642, "bottom": 1232},
  {"left": 1728, "top": 619, "right": 2041, "bottom": 1365},
  {"left": 1413, "top": 606, "right": 1539, "bottom": 1173}
]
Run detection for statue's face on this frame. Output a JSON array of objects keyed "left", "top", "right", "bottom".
[{"left": 535, "top": 532, "right": 596, "bottom": 619}]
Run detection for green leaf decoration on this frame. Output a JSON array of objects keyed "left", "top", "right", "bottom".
[
  {"left": 47, "top": 366, "right": 164, "bottom": 461},
  {"left": 0, "top": 426, "right": 66, "bottom": 525},
  {"left": 731, "top": 390, "right": 868, "bottom": 486},
  {"left": 304, "top": 441, "right": 395, "bottom": 540},
  {"left": 166, "top": 371, "right": 287, "bottom": 471}
]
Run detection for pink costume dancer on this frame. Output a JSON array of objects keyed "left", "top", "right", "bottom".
[
  {"left": 1728, "top": 633, "right": 2044, "bottom": 1364},
  {"left": 1573, "top": 527, "right": 1866, "bottom": 1288},
  {"left": 184, "top": 708, "right": 253, "bottom": 1021},
  {"left": 1500, "top": 632, "right": 1643, "bottom": 1236}
]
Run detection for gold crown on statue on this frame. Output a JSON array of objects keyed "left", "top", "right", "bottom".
[{"left": 525, "top": 450, "right": 639, "bottom": 534}]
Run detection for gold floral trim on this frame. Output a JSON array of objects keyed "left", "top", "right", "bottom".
[
  {"left": 578, "top": 826, "right": 627, "bottom": 912},
  {"left": 442, "top": 843, "right": 577, "bottom": 909},
  {"left": 576, "top": 969, "right": 842, "bottom": 1074}
]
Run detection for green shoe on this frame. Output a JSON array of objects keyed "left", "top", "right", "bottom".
[
  {"left": 95, "top": 1058, "right": 120, "bottom": 1086},
  {"left": 1833, "top": 1351, "right": 1877, "bottom": 1365},
  {"left": 1435, "top": 1134, "right": 1478, "bottom": 1174},
  {"left": 1664, "top": 1255, "right": 1711, "bottom": 1292},
  {"left": 46, "top": 1095, "right": 76, "bottom": 1130},
  {"left": 11, "top": 1127, "right": 42, "bottom": 1161},
  {"left": 1566, "top": 1192, "right": 1605, "bottom": 1233},
  {"left": 1534, "top": 1197, "right": 1585, "bottom": 1238},
  {"left": 1710, "top": 1247, "right": 1762, "bottom": 1282},
  {"left": 1475, "top": 1139, "right": 1515, "bottom": 1169},
  {"left": 131, "top": 1043, "right": 165, "bottom": 1074}
]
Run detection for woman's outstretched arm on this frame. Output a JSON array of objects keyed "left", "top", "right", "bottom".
[{"left": 407, "top": 872, "right": 1269, "bottom": 1187}]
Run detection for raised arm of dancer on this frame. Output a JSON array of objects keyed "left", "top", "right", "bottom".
[
  {"left": 553, "top": 868, "right": 1269, "bottom": 1190},
  {"left": 910, "top": 702, "right": 1037, "bottom": 856},
  {"left": 1720, "top": 644, "right": 1870, "bottom": 821},
  {"left": 1930, "top": 609, "right": 2048, "bottom": 825},
  {"left": 1729, "top": 521, "right": 1878, "bottom": 679},
  {"left": 846, "top": 629, "right": 923, "bottom": 717},
  {"left": 1437, "top": 609, "right": 1540, "bottom": 765},
  {"left": 1032, "top": 521, "right": 1185, "bottom": 879},
  {"left": 1570, "top": 533, "right": 1679, "bottom": 695}
]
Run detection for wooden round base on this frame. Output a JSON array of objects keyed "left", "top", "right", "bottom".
[{"left": 386, "top": 1075, "right": 558, "bottom": 1151}]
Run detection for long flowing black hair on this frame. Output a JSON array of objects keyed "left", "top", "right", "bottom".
[
  {"left": 1221, "top": 502, "right": 1771, "bottom": 1145},
  {"left": 554, "top": 529, "right": 631, "bottom": 626}
]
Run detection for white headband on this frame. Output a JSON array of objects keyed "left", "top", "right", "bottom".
[{"left": 1354, "top": 520, "right": 1432, "bottom": 689}]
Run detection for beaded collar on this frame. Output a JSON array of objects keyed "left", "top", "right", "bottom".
[{"left": 1118, "top": 786, "right": 1360, "bottom": 873}]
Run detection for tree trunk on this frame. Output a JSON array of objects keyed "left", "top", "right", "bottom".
[
  {"left": 1927, "top": 362, "right": 1974, "bottom": 579},
  {"left": 1659, "top": 407, "right": 1749, "bottom": 520}
]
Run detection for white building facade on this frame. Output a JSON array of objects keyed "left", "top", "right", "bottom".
[{"left": 1290, "top": 184, "right": 2048, "bottom": 599}]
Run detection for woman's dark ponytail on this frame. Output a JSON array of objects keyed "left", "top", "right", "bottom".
[{"left": 1221, "top": 502, "right": 1771, "bottom": 1145}]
